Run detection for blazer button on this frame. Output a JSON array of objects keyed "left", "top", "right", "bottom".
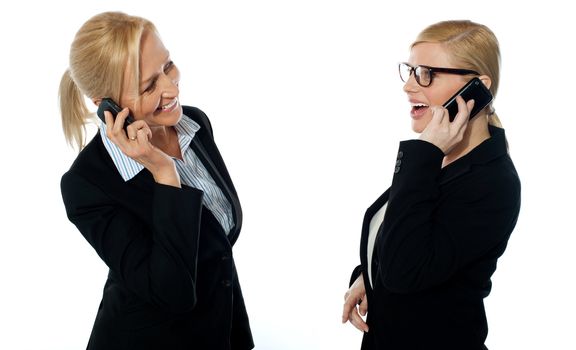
[
  {"left": 395, "top": 159, "right": 402, "bottom": 166},
  {"left": 394, "top": 166, "right": 401, "bottom": 174},
  {"left": 221, "top": 280, "right": 232, "bottom": 287},
  {"left": 397, "top": 151, "right": 404, "bottom": 159}
]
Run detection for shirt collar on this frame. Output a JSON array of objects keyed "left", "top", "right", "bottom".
[{"left": 99, "top": 114, "right": 201, "bottom": 181}]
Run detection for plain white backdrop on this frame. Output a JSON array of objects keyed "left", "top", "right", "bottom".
[{"left": 1, "top": 1, "right": 574, "bottom": 349}]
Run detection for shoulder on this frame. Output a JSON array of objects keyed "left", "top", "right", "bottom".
[
  {"left": 487, "top": 154, "right": 521, "bottom": 199},
  {"left": 65, "top": 133, "right": 104, "bottom": 172},
  {"left": 461, "top": 127, "right": 521, "bottom": 198},
  {"left": 61, "top": 133, "right": 117, "bottom": 191},
  {"left": 458, "top": 154, "right": 521, "bottom": 213},
  {"left": 182, "top": 105, "right": 213, "bottom": 137},
  {"left": 68, "top": 133, "right": 111, "bottom": 171}
]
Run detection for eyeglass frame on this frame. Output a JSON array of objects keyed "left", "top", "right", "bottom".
[{"left": 398, "top": 62, "right": 480, "bottom": 87}]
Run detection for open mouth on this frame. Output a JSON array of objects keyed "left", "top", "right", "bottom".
[
  {"left": 411, "top": 103, "right": 429, "bottom": 113},
  {"left": 158, "top": 98, "right": 178, "bottom": 112},
  {"left": 410, "top": 102, "right": 429, "bottom": 118}
]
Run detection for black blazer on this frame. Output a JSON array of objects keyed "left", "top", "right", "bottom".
[
  {"left": 354, "top": 126, "right": 521, "bottom": 350},
  {"left": 61, "top": 106, "right": 253, "bottom": 350}
]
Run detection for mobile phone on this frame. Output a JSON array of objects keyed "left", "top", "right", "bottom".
[
  {"left": 443, "top": 77, "right": 493, "bottom": 122},
  {"left": 96, "top": 98, "right": 135, "bottom": 130}
]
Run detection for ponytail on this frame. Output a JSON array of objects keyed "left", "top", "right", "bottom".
[
  {"left": 488, "top": 113, "right": 502, "bottom": 128},
  {"left": 59, "top": 69, "right": 91, "bottom": 151},
  {"left": 486, "top": 105, "right": 509, "bottom": 150},
  {"left": 487, "top": 105, "right": 502, "bottom": 128}
]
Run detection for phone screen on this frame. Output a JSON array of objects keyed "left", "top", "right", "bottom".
[
  {"left": 442, "top": 77, "right": 493, "bottom": 121},
  {"left": 96, "top": 98, "right": 135, "bottom": 130}
]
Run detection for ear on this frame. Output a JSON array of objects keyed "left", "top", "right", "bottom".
[
  {"left": 92, "top": 98, "right": 102, "bottom": 107},
  {"left": 478, "top": 75, "right": 492, "bottom": 90}
]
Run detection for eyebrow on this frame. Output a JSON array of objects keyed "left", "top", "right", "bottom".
[{"left": 139, "top": 53, "right": 171, "bottom": 87}]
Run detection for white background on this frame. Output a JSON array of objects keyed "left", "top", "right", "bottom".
[{"left": 1, "top": 1, "right": 574, "bottom": 349}]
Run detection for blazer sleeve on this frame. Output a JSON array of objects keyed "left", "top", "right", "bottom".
[
  {"left": 349, "top": 265, "right": 363, "bottom": 287},
  {"left": 61, "top": 171, "right": 204, "bottom": 313},
  {"left": 376, "top": 140, "right": 520, "bottom": 294}
]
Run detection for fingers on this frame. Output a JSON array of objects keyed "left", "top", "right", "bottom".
[
  {"left": 105, "top": 108, "right": 131, "bottom": 142},
  {"left": 112, "top": 108, "right": 131, "bottom": 136},
  {"left": 342, "top": 294, "right": 369, "bottom": 332},
  {"left": 104, "top": 110, "right": 115, "bottom": 133},
  {"left": 342, "top": 290, "right": 359, "bottom": 323},
  {"left": 348, "top": 307, "right": 369, "bottom": 332},
  {"left": 359, "top": 296, "right": 368, "bottom": 316},
  {"left": 452, "top": 95, "right": 475, "bottom": 126},
  {"left": 422, "top": 95, "right": 476, "bottom": 151},
  {"left": 430, "top": 105, "right": 447, "bottom": 124},
  {"left": 465, "top": 99, "right": 475, "bottom": 119},
  {"left": 342, "top": 279, "right": 369, "bottom": 332},
  {"left": 129, "top": 122, "right": 152, "bottom": 143},
  {"left": 341, "top": 294, "right": 353, "bottom": 323},
  {"left": 103, "top": 108, "right": 153, "bottom": 157}
]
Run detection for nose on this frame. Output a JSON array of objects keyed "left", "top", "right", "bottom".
[
  {"left": 403, "top": 73, "right": 419, "bottom": 93},
  {"left": 159, "top": 71, "right": 180, "bottom": 98}
]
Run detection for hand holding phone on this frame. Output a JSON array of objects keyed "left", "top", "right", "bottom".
[
  {"left": 96, "top": 98, "right": 135, "bottom": 131},
  {"left": 442, "top": 77, "right": 493, "bottom": 122}
]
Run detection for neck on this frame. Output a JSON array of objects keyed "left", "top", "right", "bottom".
[
  {"left": 150, "top": 126, "right": 173, "bottom": 147},
  {"left": 150, "top": 125, "right": 182, "bottom": 160},
  {"left": 442, "top": 115, "right": 490, "bottom": 167}
]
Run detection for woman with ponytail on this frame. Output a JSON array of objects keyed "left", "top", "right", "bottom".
[
  {"left": 59, "top": 12, "right": 253, "bottom": 350},
  {"left": 342, "top": 20, "right": 521, "bottom": 349}
]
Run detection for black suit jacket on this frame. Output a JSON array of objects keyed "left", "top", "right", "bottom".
[
  {"left": 354, "top": 126, "right": 521, "bottom": 350},
  {"left": 61, "top": 106, "right": 253, "bottom": 350}
]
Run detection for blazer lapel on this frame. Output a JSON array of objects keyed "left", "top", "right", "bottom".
[
  {"left": 190, "top": 136, "right": 242, "bottom": 240},
  {"left": 360, "top": 189, "right": 390, "bottom": 293}
]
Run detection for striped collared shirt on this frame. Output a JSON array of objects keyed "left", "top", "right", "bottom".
[{"left": 99, "top": 115, "right": 234, "bottom": 234}]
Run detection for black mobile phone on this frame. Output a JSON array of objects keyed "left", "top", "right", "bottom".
[
  {"left": 443, "top": 77, "right": 493, "bottom": 122},
  {"left": 96, "top": 98, "right": 135, "bottom": 130}
]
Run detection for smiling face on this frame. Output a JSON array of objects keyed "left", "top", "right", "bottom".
[
  {"left": 120, "top": 30, "right": 182, "bottom": 127},
  {"left": 404, "top": 42, "right": 471, "bottom": 133}
]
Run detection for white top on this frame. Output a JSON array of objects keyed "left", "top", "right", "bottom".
[{"left": 367, "top": 202, "right": 388, "bottom": 288}]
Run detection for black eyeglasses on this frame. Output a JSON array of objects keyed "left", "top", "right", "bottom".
[{"left": 398, "top": 62, "right": 479, "bottom": 87}]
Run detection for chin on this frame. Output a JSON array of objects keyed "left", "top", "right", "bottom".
[
  {"left": 411, "top": 120, "right": 425, "bottom": 134},
  {"left": 411, "top": 112, "right": 432, "bottom": 133},
  {"left": 172, "top": 105, "right": 183, "bottom": 122},
  {"left": 155, "top": 105, "right": 183, "bottom": 126}
]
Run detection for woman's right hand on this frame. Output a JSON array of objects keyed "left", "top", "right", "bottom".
[
  {"left": 419, "top": 96, "right": 475, "bottom": 154},
  {"left": 342, "top": 274, "right": 369, "bottom": 332},
  {"left": 104, "top": 108, "right": 181, "bottom": 187}
]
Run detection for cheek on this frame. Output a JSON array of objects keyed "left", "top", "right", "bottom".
[
  {"left": 129, "top": 97, "right": 161, "bottom": 121},
  {"left": 424, "top": 89, "right": 450, "bottom": 107},
  {"left": 140, "top": 97, "right": 162, "bottom": 115},
  {"left": 435, "top": 92, "right": 454, "bottom": 107},
  {"left": 428, "top": 79, "right": 468, "bottom": 107}
]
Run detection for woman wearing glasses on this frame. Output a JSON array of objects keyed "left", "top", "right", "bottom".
[{"left": 342, "top": 20, "right": 520, "bottom": 349}]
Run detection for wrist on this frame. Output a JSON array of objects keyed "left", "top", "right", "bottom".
[{"left": 151, "top": 161, "right": 181, "bottom": 188}]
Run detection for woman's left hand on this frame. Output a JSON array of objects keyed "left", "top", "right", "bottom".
[
  {"left": 342, "top": 274, "right": 369, "bottom": 333},
  {"left": 419, "top": 96, "right": 475, "bottom": 154}
]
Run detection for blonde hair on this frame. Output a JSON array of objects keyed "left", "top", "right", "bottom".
[
  {"left": 59, "top": 12, "right": 156, "bottom": 150},
  {"left": 412, "top": 20, "right": 502, "bottom": 127}
]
